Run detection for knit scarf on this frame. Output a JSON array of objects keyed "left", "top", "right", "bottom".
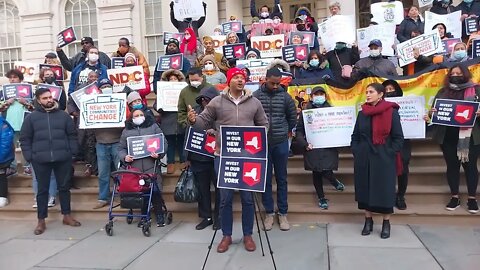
[{"left": 457, "top": 86, "right": 476, "bottom": 162}]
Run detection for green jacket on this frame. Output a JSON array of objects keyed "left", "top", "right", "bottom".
[{"left": 177, "top": 78, "right": 213, "bottom": 130}]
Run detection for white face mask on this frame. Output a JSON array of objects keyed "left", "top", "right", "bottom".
[
  {"left": 369, "top": 49, "right": 381, "bottom": 57},
  {"left": 190, "top": 81, "right": 201, "bottom": 88},
  {"left": 260, "top": 12, "right": 269, "bottom": 18},
  {"left": 273, "top": 18, "right": 281, "bottom": 24},
  {"left": 88, "top": 53, "right": 99, "bottom": 62},
  {"left": 132, "top": 116, "right": 145, "bottom": 126},
  {"left": 204, "top": 64, "right": 214, "bottom": 71},
  {"left": 101, "top": 86, "right": 113, "bottom": 94},
  {"left": 214, "top": 31, "right": 222, "bottom": 36}
]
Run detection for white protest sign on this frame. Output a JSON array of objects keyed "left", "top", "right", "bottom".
[
  {"left": 424, "top": 11, "right": 462, "bottom": 39},
  {"left": 251, "top": 34, "right": 285, "bottom": 58},
  {"left": 79, "top": 93, "right": 127, "bottom": 129},
  {"left": 156, "top": 81, "right": 188, "bottom": 111},
  {"left": 107, "top": 65, "right": 146, "bottom": 93},
  {"left": 357, "top": 24, "right": 396, "bottom": 58},
  {"left": 418, "top": 0, "right": 434, "bottom": 8},
  {"left": 386, "top": 96, "right": 426, "bottom": 139},
  {"left": 396, "top": 31, "right": 443, "bottom": 67},
  {"left": 173, "top": 0, "right": 204, "bottom": 21},
  {"left": 14, "top": 61, "right": 38, "bottom": 83},
  {"left": 302, "top": 106, "right": 356, "bottom": 148},
  {"left": 318, "top": 15, "right": 356, "bottom": 52},
  {"left": 236, "top": 58, "right": 273, "bottom": 82},
  {"left": 371, "top": 1, "right": 404, "bottom": 25}
]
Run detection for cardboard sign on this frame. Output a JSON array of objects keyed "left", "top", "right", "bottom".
[
  {"left": 218, "top": 126, "right": 268, "bottom": 192},
  {"left": 251, "top": 34, "right": 284, "bottom": 58},
  {"left": 163, "top": 32, "right": 185, "bottom": 45},
  {"left": 211, "top": 35, "right": 226, "bottom": 54},
  {"left": 70, "top": 82, "right": 102, "bottom": 109},
  {"left": 2, "top": 83, "right": 33, "bottom": 99},
  {"left": 14, "top": 61, "right": 38, "bottom": 83},
  {"left": 111, "top": 57, "right": 125, "bottom": 69},
  {"left": 357, "top": 24, "right": 396, "bottom": 58},
  {"left": 222, "top": 43, "right": 246, "bottom": 60},
  {"left": 318, "top": 15, "right": 356, "bottom": 52},
  {"left": 57, "top": 26, "right": 77, "bottom": 48},
  {"left": 156, "top": 53, "right": 184, "bottom": 71},
  {"left": 472, "top": 39, "right": 480, "bottom": 59},
  {"left": 424, "top": 11, "right": 462, "bottom": 39},
  {"left": 236, "top": 58, "right": 273, "bottom": 82},
  {"left": 432, "top": 99, "right": 480, "bottom": 127},
  {"left": 385, "top": 96, "right": 426, "bottom": 139},
  {"left": 79, "top": 93, "right": 127, "bottom": 129},
  {"left": 39, "top": 64, "right": 64, "bottom": 81},
  {"left": 465, "top": 17, "right": 478, "bottom": 35},
  {"left": 282, "top": 44, "right": 309, "bottom": 63},
  {"left": 37, "top": 84, "right": 63, "bottom": 101},
  {"left": 441, "top": 38, "right": 462, "bottom": 56},
  {"left": 396, "top": 31, "right": 443, "bottom": 67},
  {"left": 173, "top": 0, "right": 204, "bottom": 20},
  {"left": 370, "top": 1, "right": 404, "bottom": 25},
  {"left": 156, "top": 81, "right": 188, "bottom": 111},
  {"left": 127, "top": 133, "right": 165, "bottom": 159},
  {"left": 288, "top": 31, "right": 315, "bottom": 48},
  {"left": 184, "top": 127, "right": 216, "bottom": 158},
  {"left": 302, "top": 106, "right": 356, "bottom": 148},
  {"left": 107, "top": 65, "right": 146, "bottom": 93},
  {"left": 222, "top": 21, "right": 243, "bottom": 34},
  {"left": 418, "top": 0, "right": 434, "bottom": 8}
]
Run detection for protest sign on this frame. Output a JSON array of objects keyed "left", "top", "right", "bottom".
[
  {"left": 163, "top": 32, "right": 184, "bottom": 45},
  {"left": 472, "top": 39, "right": 480, "bottom": 58},
  {"left": 39, "top": 64, "right": 64, "bottom": 81},
  {"left": 244, "top": 82, "right": 260, "bottom": 92},
  {"left": 14, "top": 61, "right": 38, "bottom": 83},
  {"left": 70, "top": 82, "right": 102, "bottom": 109},
  {"left": 211, "top": 35, "right": 226, "bottom": 54},
  {"left": 318, "top": 15, "right": 356, "bottom": 51},
  {"left": 127, "top": 134, "right": 165, "bottom": 159},
  {"left": 288, "top": 31, "right": 315, "bottom": 48},
  {"left": 2, "top": 83, "right": 33, "bottom": 99},
  {"left": 173, "top": 0, "right": 204, "bottom": 20},
  {"left": 441, "top": 38, "right": 462, "bottom": 55},
  {"left": 251, "top": 34, "right": 284, "bottom": 58},
  {"left": 222, "top": 21, "right": 243, "bottom": 34},
  {"left": 236, "top": 58, "right": 273, "bottom": 82},
  {"left": 184, "top": 127, "right": 216, "bottom": 158},
  {"left": 396, "top": 31, "right": 443, "bottom": 67},
  {"left": 282, "top": 44, "right": 309, "bottom": 63},
  {"left": 465, "top": 17, "right": 478, "bottom": 35},
  {"left": 155, "top": 81, "right": 188, "bottom": 111},
  {"left": 418, "top": 0, "right": 434, "bottom": 8},
  {"left": 370, "top": 1, "right": 404, "bottom": 25},
  {"left": 218, "top": 126, "right": 268, "bottom": 192},
  {"left": 57, "top": 26, "right": 77, "bottom": 48},
  {"left": 37, "top": 84, "right": 63, "bottom": 101},
  {"left": 108, "top": 66, "right": 146, "bottom": 93},
  {"left": 79, "top": 93, "right": 127, "bottom": 129},
  {"left": 222, "top": 43, "right": 246, "bottom": 60},
  {"left": 424, "top": 11, "right": 462, "bottom": 39},
  {"left": 111, "top": 57, "right": 125, "bottom": 69},
  {"left": 385, "top": 96, "right": 426, "bottom": 139},
  {"left": 357, "top": 24, "right": 396, "bottom": 58},
  {"left": 156, "top": 53, "right": 184, "bottom": 71},
  {"left": 432, "top": 99, "right": 480, "bottom": 127},
  {"left": 250, "top": 23, "right": 297, "bottom": 43},
  {"left": 301, "top": 106, "right": 356, "bottom": 148}
]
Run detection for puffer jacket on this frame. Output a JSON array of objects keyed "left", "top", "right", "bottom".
[
  {"left": 20, "top": 101, "right": 78, "bottom": 163},
  {"left": 353, "top": 56, "right": 398, "bottom": 78},
  {"left": 118, "top": 113, "right": 167, "bottom": 174},
  {"left": 57, "top": 49, "right": 111, "bottom": 72},
  {"left": 0, "top": 116, "right": 14, "bottom": 167},
  {"left": 397, "top": 17, "right": 425, "bottom": 43},
  {"left": 253, "top": 84, "right": 297, "bottom": 145}
]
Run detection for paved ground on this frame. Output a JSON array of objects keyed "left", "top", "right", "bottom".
[{"left": 0, "top": 219, "right": 479, "bottom": 270}]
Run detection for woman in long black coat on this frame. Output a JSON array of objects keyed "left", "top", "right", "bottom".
[{"left": 351, "top": 83, "right": 404, "bottom": 239}]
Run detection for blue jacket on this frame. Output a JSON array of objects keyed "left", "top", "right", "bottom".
[
  {"left": 0, "top": 116, "right": 15, "bottom": 166},
  {"left": 297, "top": 66, "right": 334, "bottom": 80},
  {"left": 68, "top": 61, "right": 108, "bottom": 94}
]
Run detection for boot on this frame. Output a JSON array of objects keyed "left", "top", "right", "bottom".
[
  {"left": 380, "top": 219, "right": 390, "bottom": 239},
  {"left": 63, "top": 214, "right": 81, "bottom": 227},
  {"left": 361, "top": 217, "right": 373, "bottom": 236},
  {"left": 34, "top": 219, "right": 46, "bottom": 235},
  {"left": 217, "top": 235, "right": 232, "bottom": 253}
]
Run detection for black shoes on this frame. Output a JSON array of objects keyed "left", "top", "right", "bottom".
[
  {"left": 213, "top": 217, "right": 221, "bottom": 230},
  {"left": 380, "top": 220, "right": 391, "bottom": 239},
  {"left": 395, "top": 196, "right": 407, "bottom": 210},
  {"left": 467, "top": 198, "right": 479, "bottom": 214},
  {"left": 196, "top": 218, "right": 213, "bottom": 230},
  {"left": 361, "top": 217, "right": 373, "bottom": 236},
  {"left": 446, "top": 197, "right": 461, "bottom": 211}
]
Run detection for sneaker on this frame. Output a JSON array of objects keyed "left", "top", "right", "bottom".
[
  {"left": 263, "top": 214, "right": 274, "bottom": 231},
  {"left": 318, "top": 198, "right": 329, "bottom": 210},
  {"left": 5, "top": 167, "right": 17, "bottom": 177},
  {"left": 395, "top": 196, "right": 407, "bottom": 210},
  {"left": 467, "top": 199, "right": 479, "bottom": 214},
  {"left": 23, "top": 166, "right": 32, "bottom": 176},
  {"left": 157, "top": 214, "right": 166, "bottom": 227},
  {"left": 195, "top": 218, "right": 213, "bottom": 230},
  {"left": 332, "top": 179, "right": 345, "bottom": 191},
  {"left": 0, "top": 197, "right": 9, "bottom": 208},
  {"left": 48, "top": 196, "right": 56, "bottom": 207},
  {"left": 32, "top": 199, "right": 38, "bottom": 208},
  {"left": 445, "top": 197, "right": 460, "bottom": 211},
  {"left": 278, "top": 215, "right": 290, "bottom": 231},
  {"left": 92, "top": 200, "right": 108, "bottom": 209}
]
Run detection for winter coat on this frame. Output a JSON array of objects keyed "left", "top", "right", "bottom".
[
  {"left": 118, "top": 114, "right": 166, "bottom": 174},
  {"left": 170, "top": 5, "right": 206, "bottom": 37},
  {"left": 196, "top": 52, "right": 229, "bottom": 73},
  {"left": 326, "top": 47, "right": 360, "bottom": 86},
  {"left": 177, "top": 78, "right": 213, "bottom": 130},
  {"left": 68, "top": 61, "right": 108, "bottom": 94},
  {"left": 20, "top": 102, "right": 78, "bottom": 163},
  {"left": 193, "top": 88, "right": 269, "bottom": 155},
  {"left": 295, "top": 101, "right": 339, "bottom": 171},
  {"left": 350, "top": 108, "right": 404, "bottom": 208},
  {"left": 397, "top": 17, "right": 425, "bottom": 43},
  {"left": 153, "top": 54, "right": 191, "bottom": 93},
  {"left": 455, "top": 0, "right": 480, "bottom": 38},
  {"left": 297, "top": 65, "right": 334, "bottom": 80},
  {"left": 0, "top": 116, "right": 14, "bottom": 167},
  {"left": 57, "top": 49, "right": 111, "bottom": 72},
  {"left": 253, "top": 84, "right": 297, "bottom": 145},
  {"left": 250, "top": 0, "right": 281, "bottom": 19},
  {"left": 353, "top": 56, "right": 398, "bottom": 78},
  {"left": 111, "top": 46, "right": 150, "bottom": 76},
  {"left": 154, "top": 70, "right": 186, "bottom": 136},
  {"left": 430, "top": 0, "right": 455, "bottom": 14}
]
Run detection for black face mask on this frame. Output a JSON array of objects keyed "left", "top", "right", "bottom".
[
  {"left": 296, "top": 24, "right": 306, "bottom": 31},
  {"left": 45, "top": 77, "right": 56, "bottom": 84},
  {"left": 385, "top": 91, "right": 397, "bottom": 98},
  {"left": 450, "top": 76, "right": 467, "bottom": 84}
]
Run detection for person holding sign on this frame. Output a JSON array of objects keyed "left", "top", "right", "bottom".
[
  {"left": 180, "top": 28, "right": 204, "bottom": 67},
  {"left": 425, "top": 64, "right": 480, "bottom": 213},
  {"left": 351, "top": 83, "right": 404, "bottom": 239},
  {"left": 124, "top": 53, "right": 151, "bottom": 105},
  {"left": 297, "top": 50, "right": 334, "bottom": 80},
  {"left": 39, "top": 68, "right": 67, "bottom": 110},
  {"left": 456, "top": 0, "right": 480, "bottom": 41},
  {"left": 196, "top": 36, "right": 229, "bottom": 73},
  {"left": 447, "top": 42, "right": 469, "bottom": 62},
  {"left": 225, "top": 32, "right": 240, "bottom": 45},
  {"left": 201, "top": 55, "right": 227, "bottom": 85},
  {"left": 43, "top": 52, "right": 68, "bottom": 81},
  {"left": 397, "top": 6, "right": 425, "bottom": 43},
  {"left": 187, "top": 67, "right": 268, "bottom": 253},
  {"left": 430, "top": 0, "right": 455, "bottom": 15},
  {"left": 112, "top": 37, "right": 150, "bottom": 77},
  {"left": 325, "top": 42, "right": 360, "bottom": 87},
  {"left": 56, "top": 36, "right": 111, "bottom": 71},
  {"left": 169, "top": 1, "right": 207, "bottom": 37},
  {"left": 68, "top": 47, "right": 108, "bottom": 95},
  {"left": 353, "top": 39, "right": 398, "bottom": 79},
  {"left": 250, "top": 0, "right": 282, "bottom": 21}
]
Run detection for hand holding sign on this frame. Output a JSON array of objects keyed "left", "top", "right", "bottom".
[
  {"left": 187, "top": 105, "right": 197, "bottom": 123},
  {"left": 125, "top": 155, "right": 134, "bottom": 163}
]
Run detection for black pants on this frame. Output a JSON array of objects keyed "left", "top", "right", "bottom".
[
  {"left": 397, "top": 160, "right": 409, "bottom": 198},
  {"left": 32, "top": 160, "right": 72, "bottom": 219},
  {"left": 312, "top": 170, "right": 337, "bottom": 199},
  {"left": 194, "top": 166, "right": 220, "bottom": 219},
  {"left": 0, "top": 168, "right": 7, "bottom": 198}
]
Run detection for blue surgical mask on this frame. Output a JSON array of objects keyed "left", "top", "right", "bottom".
[
  {"left": 453, "top": 50, "right": 467, "bottom": 60},
  {"left": 132, "top": 104, "right": 143, "bottom": 110},
  {"left": 312, "top": 95, "right": 326, "bottom": 105},
  {"left": 309, "top": 59, "right": 320, "bottom": 67}
]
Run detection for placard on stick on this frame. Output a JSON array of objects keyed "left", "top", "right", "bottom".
[{"left": 57, "top": 27, "right": 77, "bottom": 47}]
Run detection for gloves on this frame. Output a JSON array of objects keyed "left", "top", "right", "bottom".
[
  {"left": 170, "top": 1, "right": 174, "bottom": 9},
  {"left": 203, "top": 2, "right": 207, "bottom": 8}
]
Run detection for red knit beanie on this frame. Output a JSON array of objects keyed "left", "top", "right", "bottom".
[{"left": 226, "top": 67, "right": 246, "bottom": 86}]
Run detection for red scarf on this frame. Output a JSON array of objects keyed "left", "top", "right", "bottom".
[{"left": 180, "top": 28, "right": 197, "bottom": 55}]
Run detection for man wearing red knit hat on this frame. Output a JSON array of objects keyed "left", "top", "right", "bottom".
[{"left": 187, "top": 67, "right": 268, "bottom": 253}]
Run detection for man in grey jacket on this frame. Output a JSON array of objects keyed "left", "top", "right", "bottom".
[
  {"left": 353, "top": 39, "right": 397, "bottom": 79},
  {"left": 56, "top": 37, "right": 111, "bottom": 71}
]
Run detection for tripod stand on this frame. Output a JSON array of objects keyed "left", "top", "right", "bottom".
[{"left": 202, "top": 191, "right": 277, "bottom": 270}]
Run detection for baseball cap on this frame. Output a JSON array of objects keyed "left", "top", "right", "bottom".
[{"left": 368, "top": 39, "right": 382, "bottom": 47}]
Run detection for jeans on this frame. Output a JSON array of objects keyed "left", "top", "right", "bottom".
[
  {"left": 96, "top": 143, "right": 120, "bottom": 201},
  {"left": 32, "top": 169, "right": 57, "bottom": 197},
  {"left": 215, "top": 157, "right": 254, "bottom": 236},
  {"left": 262, "top": 141, "right": 289, "bottom": 215},
  {"left": 165, "top": 134, "right": 186, "bottom": 164}
]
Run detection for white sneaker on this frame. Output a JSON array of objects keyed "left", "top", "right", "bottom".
[
  {"left": 48, "top": 196, "right": 56, "bottom": 207},
  {"left": 33, "top": 199, "right": 38, "bottom": 208},
  {"left": 0, "top": 197, "right": 9, "bottom": 208}
]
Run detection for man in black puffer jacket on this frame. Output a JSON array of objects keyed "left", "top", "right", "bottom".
[
  {"left": 253, "top": 68, "right": 297, "bottom": 231},
  {"left": 20, "top": 88, "right": 81, "bottom": 235}
]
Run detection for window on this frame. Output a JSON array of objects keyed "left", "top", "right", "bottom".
[
  {"left": 0, "top": 1, "right": 20, "bottom": 77},
  {"left": 144, "top": 0, "right": 163, "bottom": 66},
  {"left": 65, "top": 0, "right": 98, "bottom": 56}
]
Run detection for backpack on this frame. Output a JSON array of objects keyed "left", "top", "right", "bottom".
[{"left": 0, "top": 116, "right": 14, "bottom": 167}]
